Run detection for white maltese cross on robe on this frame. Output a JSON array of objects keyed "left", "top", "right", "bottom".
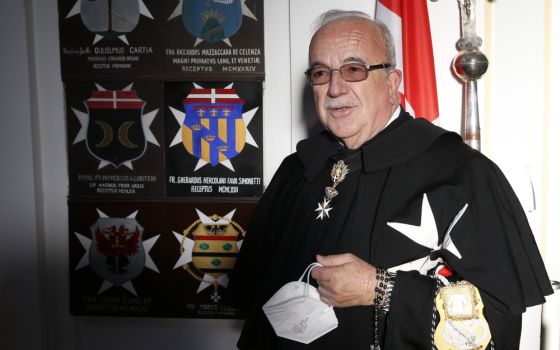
[{"left": 386, "top": 193, "right": 467, "bottom": 275}]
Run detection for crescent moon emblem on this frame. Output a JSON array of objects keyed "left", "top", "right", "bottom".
[
  {"left": 118, "top": 121, "right": 138, "bottom": 149},
  {"left": 94, "top": 120, "right": 114, "bottom": 148}
]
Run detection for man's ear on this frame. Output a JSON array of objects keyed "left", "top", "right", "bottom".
[{"left": 387, "top": 69, "right": 402, "bottom": 105}]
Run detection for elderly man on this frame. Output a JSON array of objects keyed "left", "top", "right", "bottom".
[{"left": 227, "top": 9, "right": 551, "bottom": 350}]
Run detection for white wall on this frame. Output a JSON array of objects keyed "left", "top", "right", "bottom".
[
  {"left": 543, "top": 0, "right": 560, "bottom": 284},
  {"left": 0, "top": 1, "right": 42, "bottom": 349},
  {"left": 1, "top": 0, "right": 558, "bottom": 349}
]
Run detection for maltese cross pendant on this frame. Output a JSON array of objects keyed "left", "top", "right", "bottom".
[{"left": 315, "top": 198, "right": 333, "bottom": 220}]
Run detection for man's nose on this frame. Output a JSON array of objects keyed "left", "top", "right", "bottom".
[{"left": 327, "top": 69, "right": 347, "bottom": 97}]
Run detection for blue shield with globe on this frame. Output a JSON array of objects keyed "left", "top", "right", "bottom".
[{"left": 182, "top": 0, "right": 243, "bottom": 42}]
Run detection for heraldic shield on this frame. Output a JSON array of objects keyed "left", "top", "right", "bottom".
[
  {"left": 80, "top": 0, "right": 140, "bottom": 34},
  {"left": 85, "top": 90, "right": 147, "bottom": 168},
  {"left": 89, "top": 217, "right": 146, "bottom": 286},
  {"left": 185, "top": 211, "right": 244, "bottom": 291},
  {"left": 181, "top": 87, "right": 246, "bottom": 167},
  {"left": 182, "top": 0, "right": 243, "bottom": 42}
]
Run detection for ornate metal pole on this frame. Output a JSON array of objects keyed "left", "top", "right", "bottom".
[{"left": 451, "top": 0, "right": 488, "bottom": 151}]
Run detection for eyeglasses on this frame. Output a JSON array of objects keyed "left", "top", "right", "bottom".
[{"left": 305, "top": 63, "right": 392, "bottom": 85}]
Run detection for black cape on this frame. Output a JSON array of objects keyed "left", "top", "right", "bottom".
[{"left": 227, "top": 110, "right": 552, "bottom": 349}]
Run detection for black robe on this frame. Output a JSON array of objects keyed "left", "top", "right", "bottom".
[{"left": 226, "top": 110, "right": 552, "bottom": 349}]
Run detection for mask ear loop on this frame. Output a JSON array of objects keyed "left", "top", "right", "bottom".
[{"left": 298, "top": 262, "right": 323, "bottom": 301}]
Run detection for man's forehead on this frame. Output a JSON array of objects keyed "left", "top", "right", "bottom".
[
  {"left": 308, "top": 56, "right": 367, "bottom": 67},
  {"left": 311, "top": 18, "right": 380, "bottom": 41},
  {"left": 312, "top": 30, "right": 372, "bottom": 50},
  {"left": 309, "top": 21, "right": 384, "bottom": 63}
]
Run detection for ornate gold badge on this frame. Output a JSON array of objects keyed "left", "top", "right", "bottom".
[{"left": 434, "top": 281, "right": 491, "bottom": 349}]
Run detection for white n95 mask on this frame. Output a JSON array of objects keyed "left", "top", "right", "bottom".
[{"left": 262, "top": 262, "right": 338, "bottom": 344}]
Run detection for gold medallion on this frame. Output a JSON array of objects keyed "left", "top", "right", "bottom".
[
  {"left": 330, "top": 160, "right": 349, "bottom": 185},
  {"left": 434, "top": 281, "right": 491, "bottom": 349}
]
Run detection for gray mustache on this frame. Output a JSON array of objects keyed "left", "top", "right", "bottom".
[{"left": 324, "top": 100, "right": 359, "bottom": 109}]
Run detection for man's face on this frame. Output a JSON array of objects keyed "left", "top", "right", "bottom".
[{"left": 308, "top": 19, "right": 401, "bottom": 149}]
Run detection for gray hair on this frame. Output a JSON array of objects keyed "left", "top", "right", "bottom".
[{"left": 312, "top": 9, "right": 396, "bottom": 67}]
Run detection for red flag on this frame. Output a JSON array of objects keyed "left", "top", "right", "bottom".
[{"left": 375, "top": 0, "right": 439, "bottom": 123}]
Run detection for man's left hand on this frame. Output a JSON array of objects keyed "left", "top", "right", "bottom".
[{"left": 311, "top": 253, "right": 376, "bottom": 307}]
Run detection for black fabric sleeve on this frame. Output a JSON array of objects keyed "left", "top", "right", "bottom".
[
  {"left": 383, "top": 270, "right": 435, "bottom": 349},
  {"left": 447, "top": 156, "right": 552, "bottom": 312},
  {"left": 224, "top": 155, "right": 299, "bottom": 312},
  {"left": 481, "top": 293, "right": 522, "bottom": 350}
]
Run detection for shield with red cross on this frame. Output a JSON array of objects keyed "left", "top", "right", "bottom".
[{"left": 84, "top": 89, "right": 147, "bottom": 168}]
